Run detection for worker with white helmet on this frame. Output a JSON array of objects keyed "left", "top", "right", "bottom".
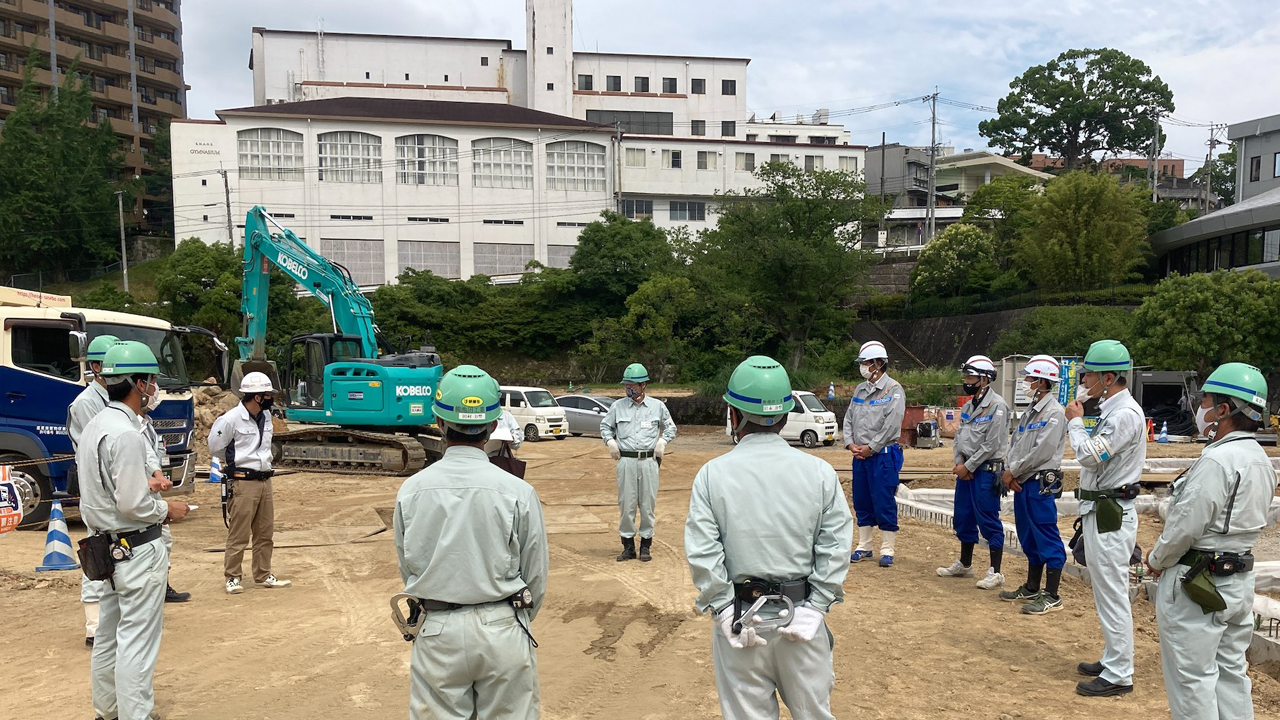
[
  {"left": 1147, "top": 362, "right": 1276, "bottom": 719},
  {"left": 998, "top": 355, "right": 1068, "bottom": 615},
  {"left": 841, "top": 340, "right": 906, "bottom": 567},
  {"left": 938, "top": 355, "right": 1009, "bottom": 590},
  {"left": 686, "top": 356, "right": 853, "bottom": 720},
  {"left": 209, "top": 371, "right": 291, "bottom": 595}
]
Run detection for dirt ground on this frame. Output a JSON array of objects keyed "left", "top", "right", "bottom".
[{"left": 5, "top": 427, "right": 1280, "bottom": 719}]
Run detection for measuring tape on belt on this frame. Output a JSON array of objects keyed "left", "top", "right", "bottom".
[{"left": 0, "top": 454, "right": 75, "bottom": 469}]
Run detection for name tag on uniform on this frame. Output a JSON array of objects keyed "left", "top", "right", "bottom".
[{"left": 640, "top": 420, "right": 654, "bottom": 429}]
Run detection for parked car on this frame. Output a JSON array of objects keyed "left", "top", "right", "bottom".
[
  {"left": 500, "top": 386, "right": 568, "bottom": 441},
  {"left": 555, "top": 395, "right": 617, "bottom": 436},
  {"left": 725, "top": 390, "right": 840, "bottom": 448}
]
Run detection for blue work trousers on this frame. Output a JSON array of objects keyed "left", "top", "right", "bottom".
[
  {"left": 953, "top": 469, "right": 1004, "bottom": 548},
  {"left": 851, "top": 445, "right": 903, "bottom": 532},
  {"left": 1012, "top": 479, "right": 1066, "bottom": 569}
]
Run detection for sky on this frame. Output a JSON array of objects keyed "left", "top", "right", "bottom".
[{"left": 182, "top": 0, "right": 1280, "bottom": 173}]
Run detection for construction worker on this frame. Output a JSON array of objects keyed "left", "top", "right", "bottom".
[
  {"left": 998, "top": 355, "right": 1068, "bottom": 614},
  {"left": 209, "top": 372, "right": 290, "bottom": 595},
  {"left": 78, "top": 341, "right": 190, "bottom": 720},
  {"left": 842, "top": 340, "right": 906, "bottom": 567},
  {"left": 601, "top": 363, "right": 676, "bottom": 563},
  {"left": 71, "top": 333, "right": 117, "bottom": 649},
  {"left": 938, "top": 355, "right": 1008, "bottom": 590},
  {"left": 1146, "top": 363, "right": 1276, "bottom": 719},
  {"left": 395, "top": 365, "right": 548, "bottom": 719},
  {"left": 686, "top": 355, "right": 853, "bottom": 720},
  {"left": 1067, "top": 339, "right": 1145, "bottom": 697},
  {"left": 496, "top": 409, "right": 523, "bottom": 452}
]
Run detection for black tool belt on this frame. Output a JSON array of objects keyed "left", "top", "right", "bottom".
[
  {"left": 108, "top": 523, "right": 163, "bottom": 548},
  {"left": 229, "top": 469, "right": 274, "bottom": 481},
  {"left": 414, "top": 588, "right": 535, "bottom": 613},
  {"left": 620, "top": 450, "right": 655, "bottom": 459},
  {"left": 1031, "top": 469, "right": 1064, "bottom": 497},
  {"left": 77, "top": 523, "right": 163, "bottom": 585},
  {"left": 1076, "top": 483, "right": 1141, "bottom": 502},
  {"left": 979, "top": 459, "right": 1006, "bottom": 474},
  {"left": 734, "top": 578, "right": 810, "bottom": 604},
  {"left": 1180, "top": 549, "right": 1255, "bottom": 576}
]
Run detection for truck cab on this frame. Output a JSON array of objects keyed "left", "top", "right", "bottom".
[{"left": 500, "top": 386, "right": 567, "bottom": 442}]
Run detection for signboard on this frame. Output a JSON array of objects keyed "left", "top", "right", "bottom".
[
  {"left": 0, "top": 466, "right": 24, "bottom": 535},
  {"left": 1058, "top": 357, "right": 1078, "bottom": 407}
]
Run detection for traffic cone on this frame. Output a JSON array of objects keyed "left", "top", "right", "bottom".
[
  {"left": 828, "top": 381, "right": 836, "bottom": 400},
  {"left": 1158, "top": 421, "right": 1169, "bottom": 444},
  {"left": 204, "top": 456, "right": 223, "bottom": 483},
  {"left": 569, "top": 380, "right": 574, "bottom": 392},
  {"left": 35, "top": 499, "right": 80, "bottom": 572}
]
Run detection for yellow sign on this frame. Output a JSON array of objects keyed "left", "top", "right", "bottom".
[
  {"left": 461, "top": 396, "right": 484, "bottom": 407},
  {"left": 369, "top": 381, "right": 381, "bottom": 387}
]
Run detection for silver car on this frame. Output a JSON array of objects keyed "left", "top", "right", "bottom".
[{"left": 555, "top": 395, "right": 617, "bottom": 436}]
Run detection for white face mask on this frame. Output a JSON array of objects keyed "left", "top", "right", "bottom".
[
  {"left": 1076, "top": 383, "right": 1092, "bottom": 402},
  {"left": 140, "top": 379, "right": 160, "bottom": 411},
  {"left": 1195, "top": 405, "right": 1217, "bottom": 438},
  {"left": 859, "top": 364, "right": 874, "bottom": 380},
  {"left": 1022, "top": 379, "right": 1039, "bottom": 398}
]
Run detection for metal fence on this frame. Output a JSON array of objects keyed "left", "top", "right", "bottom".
[{"left": 6, "top": 262, "right": 122, "bottom": 291}]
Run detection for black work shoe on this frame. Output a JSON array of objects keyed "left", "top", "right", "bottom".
[
  {"left": 165, "top": 585, "right": 191, "bottom": 603},
  {"left": 1076, "top": 677, "right": 1132, "bottom": 697},
  {"left": 85, "top": 636, "right": 94, "bottom": 648},
  {"left": 1077, "top": 660, "right": 1104, "bottom": 677},
  {"left": 639, "top": 538, "right": 653, "bottom": 562},
  {"left": 616, "top": 537, "right": 637, "bottom": 562}
]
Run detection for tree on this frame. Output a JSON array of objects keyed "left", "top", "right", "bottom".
[
  {"left": 1015, "top": 171, "right": 1150, "bottom": 292},
  {"left": 960, "top": 174, "right": 1039, "bottom": 261},
  {"left": 1146, "top": 198, "right": 1191, "bottom": 236},
  {"left": 0, "top": 49, "right": 127, "bottom": 278},
  {"left": 979, "top": 48, "right": 1175, "bottom": 170},
  {"left": 989, "top": 306, "right": 1134, "bottom": 358},
  {"left": 616, "top": 274, "right": 703, "bottom": 383},
  {"left": 693, "top": 162, "right": 890, "bottom": 370},
  {"left": 1131, "top": 270, "right": 1280, "bottom": 377},
  {"left": 1209, "top": 146, "right": 1236, "bottom": 207},
  {"left": 567, "top": 212, "right": 676, "bottom": 315},
  {"left": 910, "top": 224, "right": 998, "bottom": 298}
]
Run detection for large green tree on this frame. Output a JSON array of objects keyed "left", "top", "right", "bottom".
[
  {"left": 1209, "top": 146, "right": 1236, "bottom": 207},
  {"left": 989, "top": 305, "right": 1134, "bottom": 358},
  {"left": 979, "top": 48, "right": 1175, "bottom": 170},
  {"left": 0, "top": 49, "right": 126, "bottom": 278},
  {"left": 910, "top": 223, "right": 998, "bottom": 298},
  {"left": 960, "top": 174, "right": 1039, "bottom": 261},
  {"left": 1015, "top": 171, "right": 1150, "bottom": 292},
  {"left": 567, "top": 212, "right": 676, "bottom": 316}
]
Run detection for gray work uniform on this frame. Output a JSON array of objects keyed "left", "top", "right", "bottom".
[
  {"left": 685, "top": 432, "right": 853, "bottom": 720},
  {"left": 1067, "top": 388, "right": 1146, "bottom": 687},
  {"left": 70, "top": 382, "right": 113, "bottom": 609},
  {"left": 1006, "top": 395, "right": 1067, "bottom": 481},
  {"left": 142, "top": 417, "right": 175, "bottom": 555},
  {"left": 841, "top": 374, "right": 905, "bottom": 453},
  {"left": 395, "top": 445, "right": 549, "bottom": 720},
  {"left": 1148, "top": 431, "right": 1276, "bottom": 720},
  {"left": 600, "top": 396, "right": 676, "bottom": 539},
  {"left": 953, "top": 390, "right": 1010, "bottom": 475},
  {"left": 78, "top": 402, "right": 170, "bottom": 720}
]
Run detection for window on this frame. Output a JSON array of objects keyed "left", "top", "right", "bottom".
[
  {"left": 330, "top": 214, "right": 374, "bottom": 221},
  {"left": 577, "top": 74, "right": 593, "bottom": 91},
  {"left": 395, "top": 134, "right": 459, "bottom": 186},
  {"left": 809, "top": 136, "right": 837, "bottom": 145},
  {"left": 317, "top": 131, "right": 383, "bottom": 184},
  {"left": 625, "top": 147, "right": 646, "bottom": 168},
  {"left": 546, "top": 46, "right": 554, "bottom": 55},
  {"left": 1250, "top": 156, "right": 1261, "bottom": 182},
  {"left": 697, "top": 151, "right": 717, "bottom": 171},
  {"left": 1265, "top": 228, "right": 1280, "bottom": 263},
  {"left": 585, "top": 110, "right": 673, "bottom": 135},
  {"left": 472, "top": 138, "right": 534, "bottom": 189},
  {"left": 547, "top": 245, "right": 575, "bottom": 269},
  {"left": 202, "top": 215, "right": 208, "bottom": 222},
  {"left": 546, "top": 141, "right": 607, "bottom": 191},
  {"left": 839, "top": 156, "right": 859, "bottom": 173},
  {"left": 201, "top": 179, "right": 207, "bottom": 186},
  {"left": 621, "top": 199, "right": 653, "bottom": 219},
  {"left": 407, "top": 216, "right": 449, "bottom": 223},
  {"left": 1248, "top": 228, "right": 1265, "bottom": 265},
  {"left": 635, "top": 76, "right": 650, "bottom": 93},
  {"left": 662, "top": 77, "right": 677, "bottom": 94},
  {"left": 11, "top": 324, "right": 77, "bottom": 380},
  {"left": 315, "top": 239, "right": 385, "bottom": 286},
  {"left": 482, "top": 219, "right": 525, "bottom": 226},
  {"left": 722, "top": 79, "right": 736, "bottom": 95},
  {"left": 238, "top": 128, "right": 304, "bottom": 181},
  {"left": 365, "top": 72, "right": 370, "bottom": 80},
  {"left": 721, "top": 121, "right": 736, "bottom": 137},
  {"left": 399, "top": 241, "right": 460, "bottom": 279},
  {"left": 663, "top": 150, "right": 682, "bottom": 169},
  {"left": 606, "top": 75, "right": 621, "bottom": 92},
  {"left": 546, "top": 83, "right": 554, "bottom": 91},
  {"left": 481, "top": 57, "right": 489, "bottom": 66},
  {"left": 474, "top": 243, "right": 535, "bottom": 276},
  {"left": 405, "top": 73, "right": 410, "bottom": 81},
  {"left": 735, "top": 152, "right": 755, "bottom": 172},
  {"left": 745, "top": 134, "right": 758, "bottom": 142},
  {"left": 769, "top": 135, "right": 797, "bottom": 143},
  {"left": 691, "top": 78, "right": 706, "bottom": 95},
  {"left": 691, "top": 120, "right": 706, "bottom": 136},
  {"left": 556, "top": 221, "right": 589, "bottom": 228},
  {"left": 805, "top": 155, "right": 824, "bottom": 171},
  {"left": 1232, "top": 231, "right": 1248, "bottom": 267},
  {"left": 1275, "top": 153, "right": 1280, "bottom": 179},
  {"left": 670, "top": 201, "right": 706, "bottom": 222},
  {"left": 770, "top": 154, "right": 792, "bottom": 164}
]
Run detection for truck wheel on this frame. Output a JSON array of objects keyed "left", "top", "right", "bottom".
[
  {"left": 1, "top": 454, "right": 52, "bottom": 529},
  {"left": 524, "top": 425, "right": 540, "bottom": 443},
  {"left": 801, "top": 431, "right": 819, "bottom": 449}
]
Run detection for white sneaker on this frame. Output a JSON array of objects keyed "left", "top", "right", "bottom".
[
  {"left": 936, "top": 560, "right": 974, "bottom": 577},
  {"left": 976, "top": 568, "right": 1005, "bottom": 590},
  {"left": 256, "top": 574, "right": 292, "bottom": 589},
  {"left": 225, "top": 577, "right": 244, "bottom": 595}
]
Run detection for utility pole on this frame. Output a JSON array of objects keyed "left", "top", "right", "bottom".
[
  {"left": 1150, "top": 112, "right": 1160, "bottom": 203},
  {"left": 220, "top": 169, "right": 234, "bottom": 245},
  {"left": 926, "top": 90, "right": 938, "bottom": 243},
  {"left": 115, "top": 191, "right": 129, "bottom": 293},
  {"left": 1205, "top": 126, "right": 1221, "bottom": 214}
]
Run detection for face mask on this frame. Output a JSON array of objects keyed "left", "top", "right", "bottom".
[
  {"left": 962, "top": 382, "right": 980, "bottom": 396},
  {"left": 625, "top": 386, "right": 642, "bottom": 400},
  {"left": 859, "top": 364, "right": 874, "bottom": 380},
  {"left": 259, "top": 395, "right": 275, "bottom": 411},
  {"left": 137, "top": 379, "right": 159, "bottom": 410},
  {"left": 145, "top": 383, "right": 162, "bottom": 411},
  {"left": 1076, "top": 384, "right": 1092, "bottom": 402},
  {"left": 1195, "top": 405, "right": 1217, "bottom": 438},
  {"left": 1021, "top": 379, "right": 1037, "bottom": 397}
]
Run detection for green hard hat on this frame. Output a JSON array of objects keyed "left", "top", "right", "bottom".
[
  {"left": 100, "top": 340, "right": 159, "bottom": 377},
  {"left": 622, "top": 363, "right": 650, "bottom": 384},
  {"left": 87, "top": 334, "right": 119, "bottom": 362},
  {"left": 1083, "top": 339, "right": 1132, "bottom": 373},
  {"left": 1203, "top": 362, "right": 1268, "bottom": 412},
  {"left": 724, "top": 356, "right": 795, "bottom": 422},
  {"left": 433, "top": 365, "right": 502, "bottom": 432}
]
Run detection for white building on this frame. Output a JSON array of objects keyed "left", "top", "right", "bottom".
[{"left": 173, "top": 0, "right": 866, "bottom": 284}]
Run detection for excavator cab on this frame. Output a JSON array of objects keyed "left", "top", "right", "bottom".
[{"left": 283, "top": 333, "right": 364, "bottom": 409}]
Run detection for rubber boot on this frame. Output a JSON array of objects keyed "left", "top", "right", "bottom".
[
  {"left": 857, "top": 526, "right": 874, "bottom": 553},
  {"left": 879, "top": 530, "right": 897, "bottom": 567},
  {"left": 639, "top": 537, "right": 653, "bottom": 562},
  {"left": 616, "top": 537, "right": 637, "bottom": 562},
  {"left": 84, "top": 601, "right": 99, "bottom": 647}
]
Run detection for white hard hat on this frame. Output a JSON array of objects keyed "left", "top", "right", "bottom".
[
  {"left": 857, "top": 341, "right": 888, "bottom": 363},
  {"left": 239, "top": 371, "right": 275, "bottom": 394},
  {"left": 1020, "top": 354, "right": 1061, "bottom": 383},
  {"left": 960, "top": 355, "right": 996, "bottom": 379}
]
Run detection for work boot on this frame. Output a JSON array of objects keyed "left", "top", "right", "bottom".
[
  {"left": 1077, "top": 660, "right": 1104, "bottom": 677},
  {"left": 1021, "top": 592, "right": 1064, "bottom": 615},
  {"left": 616, "top": 537, "right": 637, "bottom": 562},
  {"left": 639, "top": 537, "right": 653, "bottom": 562},
  {"left": 165, "top": 584, "right": 191, "bottom": 603},
  {"left": 1076, "top": 677, "right": 1132, "bottom": 697}
]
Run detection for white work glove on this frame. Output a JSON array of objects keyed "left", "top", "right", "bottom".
[
  {"left": 716, "top": 606, "right": 768, "bottom": 649},
  {"left": 777, "top": 604, "right": 825, "bottom": 643},
  {"left": 607, "top": 439, "right": 621, "bottom": 461},
  {"left": 655, "top": 438, "right": 667, "bottom": 460}
]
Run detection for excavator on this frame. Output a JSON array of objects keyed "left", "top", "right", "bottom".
[{"left": 235, "top": 206, "right": 445, "bottom": 475}]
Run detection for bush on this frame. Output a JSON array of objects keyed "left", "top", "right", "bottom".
[
  {"left": 895, "top": 367, "right": 964, "bottom": 407},
  {"left": 990, "top": 306, "right": 1135, "bottom": 358}
]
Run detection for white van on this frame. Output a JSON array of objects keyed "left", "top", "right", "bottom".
[
  {"left": 726, "top": 390, "right": 840, "bottom": 448},
  {"left": 500, "top": 386, "right": 568, "bottom": 442}
]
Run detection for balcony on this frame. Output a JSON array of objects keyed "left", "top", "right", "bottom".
[
  {"left": 154, "top": 95, "right": 180, "bottom": 117},
  {"left": 104, "top": 83, "right": 133, "bottom": 105},
  {"left": 148, "top": 64, "right": 181, "bottom": 89},
  {"left": 137, "top": 1, "right": 179, "bottom": 30}
]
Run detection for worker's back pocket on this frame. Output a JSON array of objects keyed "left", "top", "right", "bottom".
[{"left": 479, "top": 604, "right": 517, "bottom": 628}]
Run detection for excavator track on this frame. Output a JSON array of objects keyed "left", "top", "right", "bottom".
[{"left": 272, "top": 427, "right": 442, "bottom": 476}]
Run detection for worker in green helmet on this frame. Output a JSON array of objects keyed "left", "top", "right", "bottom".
[
  {"left": 600, "top": 362, "right": 676, "bottom": 562},
  {"left": 395, "top": 365, "right": 548, "bottom": 719},
  {"left": 78, "top": 341, "right": 191, "bottom": 720},
  {"left": 1146, "top": 363, "right": 1276, "bottom": 720},
  {"left": 686, "top": 356, "right": 853, "bottom": 720},
  {"left": 1064, "top": 339, "right": 1146, "bottom": 697}
]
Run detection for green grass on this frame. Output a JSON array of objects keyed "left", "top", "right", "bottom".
[{"left": 40, "top": 256, "right": 169, "bottom": 303}]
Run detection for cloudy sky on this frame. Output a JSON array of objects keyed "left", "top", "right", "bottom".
[{"left": 183, "top": 0, "right": 1280, "bottom": 173}]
